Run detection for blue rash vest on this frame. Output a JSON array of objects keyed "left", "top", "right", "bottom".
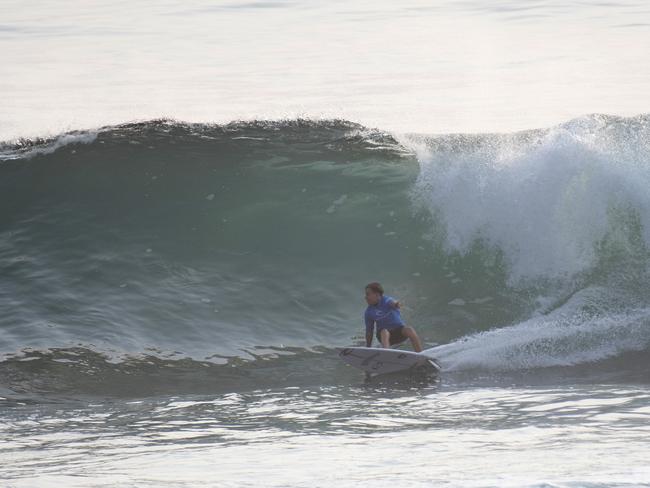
[{"left": 364, "top": 295, "right": 405, "bottom": 333}]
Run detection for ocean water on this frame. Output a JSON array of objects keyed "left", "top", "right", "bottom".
[{"left": 2, "top": 2, "right": 650, "bottom": 487}]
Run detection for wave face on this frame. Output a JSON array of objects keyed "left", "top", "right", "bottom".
[{"left": 1, "top": 115, "right": 650, "bottom": 397}]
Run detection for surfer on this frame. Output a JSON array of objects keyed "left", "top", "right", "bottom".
[{"left": 364, "top": 282, "right": 423, "bottom": 352}]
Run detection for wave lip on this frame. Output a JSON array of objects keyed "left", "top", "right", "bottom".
[
  {"left": 0, "top": 118, "right": 406, "bottom": 162},
  {"left": 0, "top": 131, "right": 98, "bottom": 161}
]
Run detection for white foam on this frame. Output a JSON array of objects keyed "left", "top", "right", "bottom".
[
  {"left": 403, "top": 117, "right": 650, "bottom": 282},
  {"left": 326, "top": 194, "right": 348, "bottom": 214},
  {"left": 425, "top": 286, "right": 650, "bottom": 371}
]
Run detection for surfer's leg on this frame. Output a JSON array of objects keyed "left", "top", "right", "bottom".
[
  {"left": 379, "top": 328, "right": 391, "bottom": 348},
  {"left": 402, "top": 326, "right": 423, "bottom": 352}
]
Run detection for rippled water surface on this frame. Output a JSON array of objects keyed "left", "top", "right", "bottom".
[{"left": 3, "top": 384, "right": 650, "bottom": 487}]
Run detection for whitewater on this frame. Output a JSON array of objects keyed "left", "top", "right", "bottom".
[{"left": 2, "top": 1, "right": 650, "bottom": 487}]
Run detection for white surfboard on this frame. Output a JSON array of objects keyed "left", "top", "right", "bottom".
[{"left": 336, "top": 347, "right": 441, "bottom": 376}]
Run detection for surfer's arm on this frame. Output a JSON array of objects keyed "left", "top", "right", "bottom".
[
  {"left": 364, "top": 312, "right": 374, "bottom": 347},
  {"left": 387, "top": 298, "right": 401, "bottom": 309},
  {"left": 365, "top": 329, "right": 373, "bottom": 347}
]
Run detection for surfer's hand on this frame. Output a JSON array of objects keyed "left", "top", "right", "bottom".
[{"left": 393, "top": 301, "right": 401, "bottom": 309}]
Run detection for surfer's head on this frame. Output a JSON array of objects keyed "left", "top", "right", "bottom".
[{"left": 365, "top": 282, "right": 383, "bottom": 305}]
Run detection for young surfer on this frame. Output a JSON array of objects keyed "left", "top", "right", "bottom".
[{"left": 364, "top": 282, "right": 423, "bottom": 352}]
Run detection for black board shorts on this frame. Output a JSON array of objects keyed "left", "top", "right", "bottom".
[{"left": 376, "top": 326, "right": 407, "bottom": 345}]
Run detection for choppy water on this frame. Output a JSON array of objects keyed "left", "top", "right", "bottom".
[
  {"left": 3, "top": 385, "right": 650, "bottom": 487},
  {"left": 2, "top": 1, "right": 650, "bottom": 487}
]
